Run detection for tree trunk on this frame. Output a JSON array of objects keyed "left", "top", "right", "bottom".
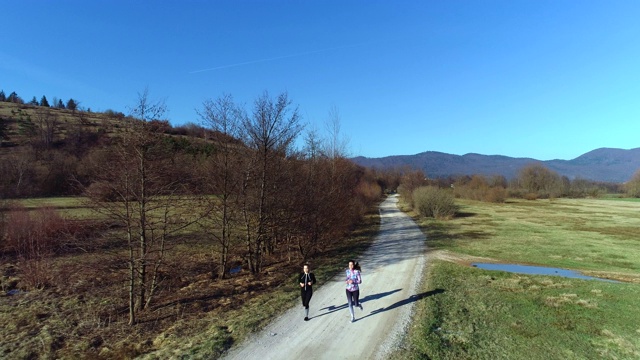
[{"left": 127, "top": 228, "right": 136, "bottom": 325}]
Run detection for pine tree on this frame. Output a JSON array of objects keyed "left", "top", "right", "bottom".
[
  {"left": 40, "top": 95, "right": 50, "bottom": 107},
  {"left": 8, "top": 92, "right": 23, "bottom": 103},
  {"left": 66, "top": 98, "right": 78, "bottom": 111},
  {"left": 0, "top": 90, "right": 6, "bottom": 102}
]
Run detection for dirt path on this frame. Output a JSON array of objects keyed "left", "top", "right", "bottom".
[{"left": 221, "top": 195, "right": 427, "bottom": 360}]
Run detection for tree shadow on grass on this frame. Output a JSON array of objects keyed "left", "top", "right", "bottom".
[{"left": 455, "top": 211, "right": 476, "bottom": 218}]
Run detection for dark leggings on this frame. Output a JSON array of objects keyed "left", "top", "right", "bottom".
[
  {"left": 301, "top": 289, "right": 313, "bottom": 309},
  {"left": 346, "top": 289, "right": 360, "bottom": 307}
]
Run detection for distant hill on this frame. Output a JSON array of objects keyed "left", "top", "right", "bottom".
[{"left": 351, "top": 148, "right": 640, "bottom": 183}]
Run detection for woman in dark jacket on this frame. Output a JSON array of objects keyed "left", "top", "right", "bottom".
[{"left": 299, "top": 264, "right": 317, "bottom": 321}]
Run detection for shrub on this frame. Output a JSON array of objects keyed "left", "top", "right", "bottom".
[
  {"left": 104, "top": 109, "right": 125, "bottom": 120},
  {"left": 626, "top": 169, "right": 640, "bottom": 198},
  {"left": 3, "top": 205, "right": 67, "bottom": 289},
  {"left": 485, "top": 187, "right": 507, "bottom": 203},
  {"left": 452, "top": 175, "right": 506, "bottom": 203},
  {"left": 84, "top": 181, "right": 120, "bottom": 202},
  {"left": 413, "top": 186, "right": 458, "bottom": 219}
]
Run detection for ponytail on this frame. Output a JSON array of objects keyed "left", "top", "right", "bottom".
[{"left": 348, "top": 259, "right": 362, "bottom": 272}]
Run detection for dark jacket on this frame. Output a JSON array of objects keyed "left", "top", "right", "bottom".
[{"left": 299, "top": 272, "right": 316, "bottom": 291}]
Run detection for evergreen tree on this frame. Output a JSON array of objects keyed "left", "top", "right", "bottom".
[
  {"left": 57, "top": 99, "right": 65, "bottom": 109},
  {"left": 8, "top": 92, "right": 23, "bottom": 103},
  {"left": 0, "top": 90, "right": 6, "bottom": 102},
  {"left": 66, "top": 98, "right": 78, "bottom": 111},
  {"left": 40, "top": 95, "right": 50, "bottom": 107},
  {"left": 29, "top": 96, "right": 39, "bottom": 105}
]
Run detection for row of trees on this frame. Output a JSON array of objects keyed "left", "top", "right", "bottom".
[
  {"left": 0, "top": 89, "right": 79, "bottom": 111},
  {"left": 75, "top": 89, "right": 381, "bottom": 325},
  {"left": 397, "top": 163, "right": 629, "bottom": 207},
  {"left": 397, "top": 164, "right": 639, "bottom": 223}
]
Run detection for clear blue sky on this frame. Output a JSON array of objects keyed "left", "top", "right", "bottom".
[{"left": 2, "top": 1, "right": 639, "bottom": 160}]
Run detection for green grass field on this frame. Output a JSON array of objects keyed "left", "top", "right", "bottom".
[
  {"left": 5, "top": 197, "right": 95, "bottom": 219},
  {"left": 395, "top": 198, "right": 640, "bottom": 360}
]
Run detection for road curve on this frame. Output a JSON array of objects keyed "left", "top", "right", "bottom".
[{"left": 221, "top": 195, "right": 427, "bottom": 360}]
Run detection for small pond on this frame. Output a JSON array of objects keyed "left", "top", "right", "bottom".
[{"left": 471, "top": 263, "right": 620, "bottom": 283}]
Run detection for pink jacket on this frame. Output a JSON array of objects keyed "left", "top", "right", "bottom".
[{"left": 345, "top": 269, "right": 362, "bottom": 292}]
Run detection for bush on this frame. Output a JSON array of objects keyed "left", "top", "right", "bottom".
[
  {"left": 85, "top": 181, "right": 120, "bottom": 202},
  {"left": 452, "top": 175, "right": 506, "bottom": 203},
  {"left": 3, "top": 205, "right": 67, "bottom": 289},
  {"left": 413, "top": 186, "right": 458, "bottom": 219},
  {"left": 485, "top": 187, "right": 507, "bottom": 203},
  {"left": 626, "top": 170, "right": 640, "bottom": 198}
]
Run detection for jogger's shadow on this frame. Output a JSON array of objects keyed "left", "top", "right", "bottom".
[
  {"left": 357, "top": 288, "right": 445, "bottom": 321},
  {"left": 313, "top": 288, "right": 403, "bottom": 319},
  {"left": 360, "top": 288, "right": 402, "bottom": 302}
]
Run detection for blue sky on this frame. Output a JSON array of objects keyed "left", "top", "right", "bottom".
[{"left": 2, "top": 1, "right": 639, "bottom": 160}]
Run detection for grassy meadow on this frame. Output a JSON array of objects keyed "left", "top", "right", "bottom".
[
  {"left": 10, "top": 197, "right": 95, "bottom": 219},
  {"left": 395, "top": 197, "right": 640, "bottom": 360}
]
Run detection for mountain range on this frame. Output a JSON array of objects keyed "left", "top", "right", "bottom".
[{"left": 351, "top": 147, "right": 640, "bottom": 183}]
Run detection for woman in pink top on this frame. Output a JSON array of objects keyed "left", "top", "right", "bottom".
[{"left": 345, "top": 260, "right": 363, "bottom": 323}]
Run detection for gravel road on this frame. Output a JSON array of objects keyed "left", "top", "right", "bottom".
[{"left": 221, "top": 194, "right": 427, "bottom": 360}]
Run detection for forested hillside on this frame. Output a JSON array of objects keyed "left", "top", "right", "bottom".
[{"left": 0, "top": 97, "right": 218, "bottom": 198}]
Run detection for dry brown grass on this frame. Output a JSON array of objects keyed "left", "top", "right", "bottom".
[{"left": 1, "top": 201, "right": 381, "bottom": 359}]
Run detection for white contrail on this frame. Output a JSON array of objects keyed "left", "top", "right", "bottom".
[{"left": 189, "top": 43, "right": 366, "bottom": 74}]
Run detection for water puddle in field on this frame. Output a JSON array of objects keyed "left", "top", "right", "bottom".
[
  {"left": 5, "top": 289, "right": 27, "bottom": 296},
  {"left": 471, "top": 263, "right": 620, "bottom": 283}
]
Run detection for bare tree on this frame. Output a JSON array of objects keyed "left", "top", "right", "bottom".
[
  {"left": 241, "top": 91, "right": 303, "bottom": 273},
  {"left": 198, "top": 94, "right": 245, "bottom": 279},
  {"left": 517, "top": 163, "right": 563, "bottom": 198},
  {"left": 33, "top": 108, "right": 59, "bottom": 147},
  {"left": 5, "top": 153, "right": 35, "bottom": 197},
  {"left": 323, "top": 105, "right": 350, "bottom": 160},
  {"left": 398, "top": 169, "right": 429, "bottom": 206},
  {"left": 85, "top": 90, "right": 200, "bottom": 325}
]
